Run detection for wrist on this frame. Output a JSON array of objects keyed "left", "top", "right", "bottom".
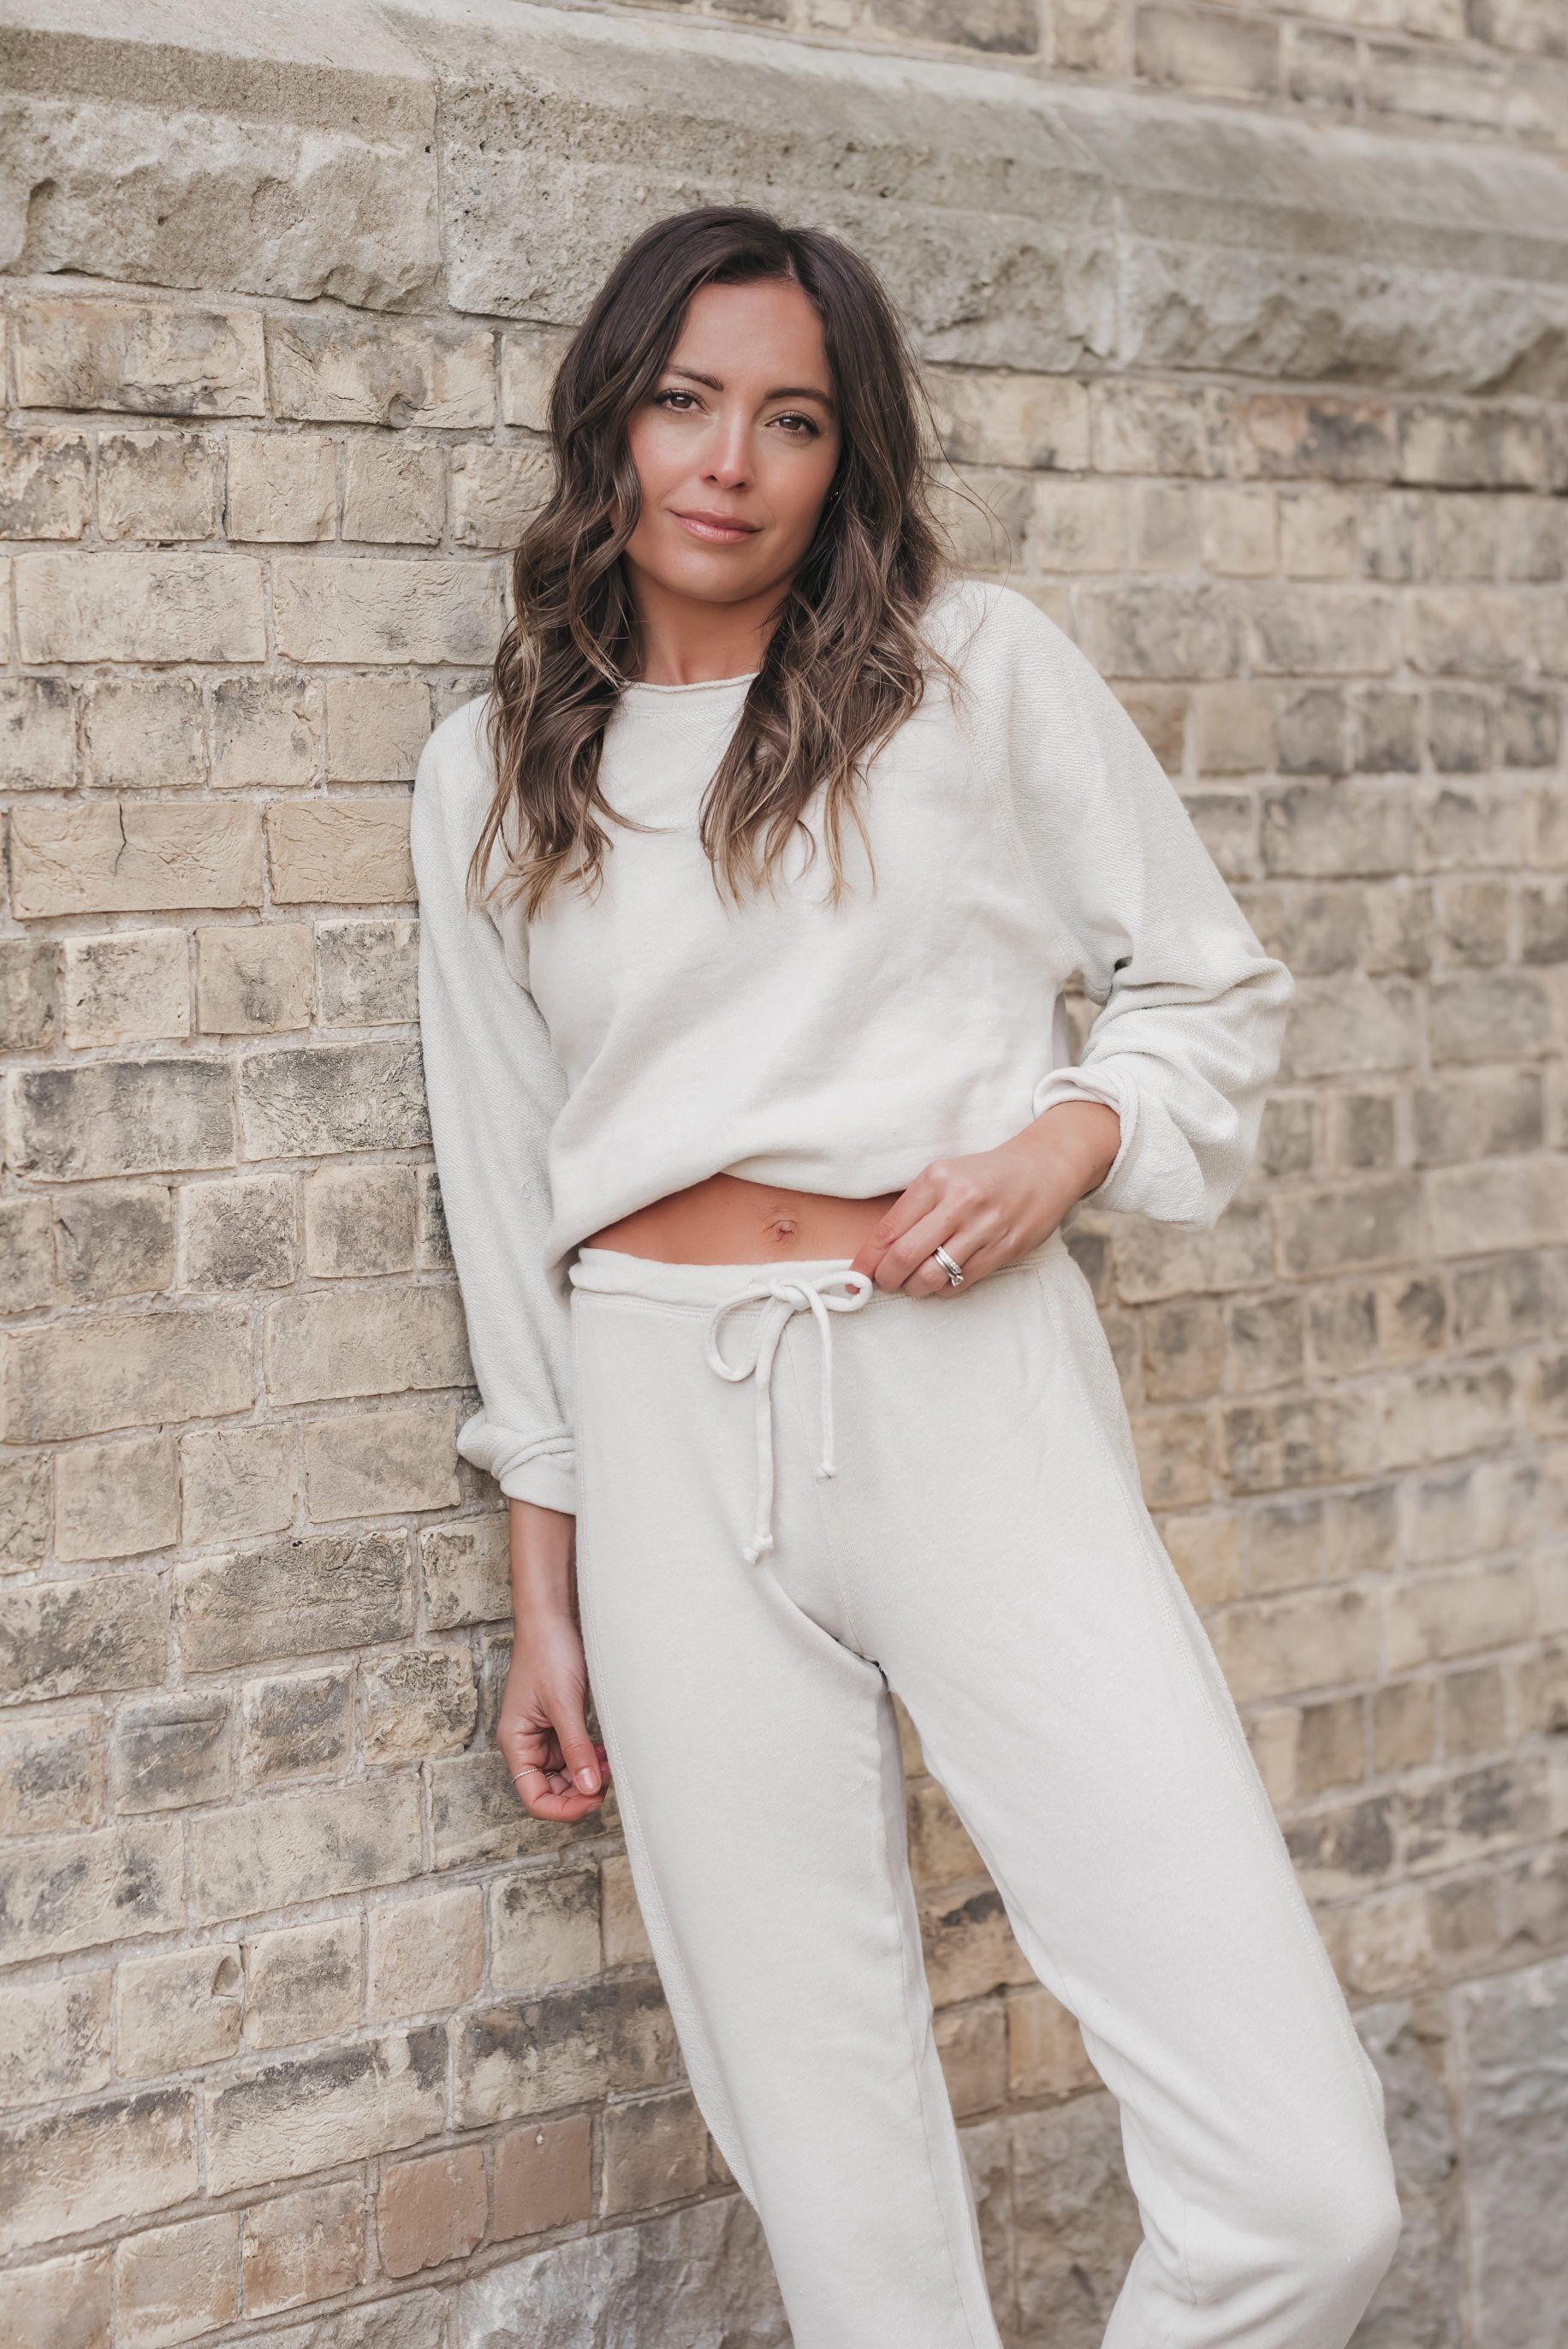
[{"left": 1020, "top": 1099, "right": 1121, "bottom": 1202}]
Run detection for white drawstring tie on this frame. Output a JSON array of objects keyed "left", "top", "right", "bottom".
[{"left": 704, "top": 1269, "right": 875, "bottom": 1564}]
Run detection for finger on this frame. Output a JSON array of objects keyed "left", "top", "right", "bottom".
[
  {"left": 848, "top": 1168, "right": 942, "bottom": 1282},
  {"left": 508, "top": 1748, "right": 611, "bottom": 1821},
  {"left": 905, "top": 1227, "right": 1011, "bottom": 1297},
  {"left": 875, "top": 1190, "right": 995, "bottom": 1293},
  {"left": 549, "top": 1702, "right": 606, "bottom": 1797},
  {"left": 500, "top": 1720, "right": 609, "bottom": 1820}
]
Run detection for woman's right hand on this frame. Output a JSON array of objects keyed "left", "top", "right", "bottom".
[{"left": 499, "top": 1498, "right": 611, "bottom": 1822}]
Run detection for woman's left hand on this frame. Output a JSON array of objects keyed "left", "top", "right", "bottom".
[{"left": 847, "top": 1100, "right": 1121, "bottom": 1297}]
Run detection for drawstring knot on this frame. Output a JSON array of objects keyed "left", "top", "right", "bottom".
[{"left": 704, "top": 1270, "right": 875, "bottom": 1564}]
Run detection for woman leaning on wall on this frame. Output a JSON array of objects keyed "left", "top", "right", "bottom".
[{"left": 410, "top": 202, "right": 1401, "bottom": 2348}]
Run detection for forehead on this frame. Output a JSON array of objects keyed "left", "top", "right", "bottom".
[{"left": 671, "top": 279, "right": 832, "bottom": 384}]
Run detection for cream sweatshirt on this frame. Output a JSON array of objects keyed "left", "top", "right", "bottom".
[{"left": 409, "top": 575, "right": 1295, "bottom": 1515}]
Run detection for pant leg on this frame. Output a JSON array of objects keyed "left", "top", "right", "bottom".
[
  {"left": 569, "top": 1276, "right": 1005, "bottom": 2349},
  {"left": 819, "top": 1240, "right": 1403, "bottom": 2349}
]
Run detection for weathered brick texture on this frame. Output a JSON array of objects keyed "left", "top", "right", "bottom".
[{"left": 2, "top": 0, "right": 1565, "bottom": 2342}]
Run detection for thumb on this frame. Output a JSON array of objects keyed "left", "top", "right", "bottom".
[{"left": 552, "top": 1705, "right": 603, "bottom": 1794}]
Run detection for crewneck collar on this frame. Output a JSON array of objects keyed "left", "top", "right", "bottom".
[{"left": 621, "top": 669, "right": 758, "bottom": 698}]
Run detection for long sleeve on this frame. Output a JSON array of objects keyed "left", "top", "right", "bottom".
[
  {"left": 995, "top": 597, "right": 1295, "bottom": 1230},
  {"left": 409, "top": 705, "right": 578, "bottom": 1514}
]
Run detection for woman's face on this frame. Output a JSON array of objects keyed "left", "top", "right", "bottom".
[{"left": 621, "top": 277, "right": 842, "bottom": 612}]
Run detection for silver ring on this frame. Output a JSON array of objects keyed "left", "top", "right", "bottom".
[{"left": 932, "top": 1243, "right": 965, "bottom": 1287}]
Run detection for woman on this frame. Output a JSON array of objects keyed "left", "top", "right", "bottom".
[{"left": 410, "top": 204, "right": 1401, "bottom": 2348}]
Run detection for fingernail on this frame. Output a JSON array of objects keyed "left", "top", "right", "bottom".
[{"left": 577, "top": 1767, "right": 598, "bottom": 1793}]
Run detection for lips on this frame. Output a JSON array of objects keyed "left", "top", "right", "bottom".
[{"left": 673, "top": 510, "right": 760, "bottom": 543}]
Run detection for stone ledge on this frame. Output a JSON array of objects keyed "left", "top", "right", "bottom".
[{"left": 1, "top": 0, "right": 1565, "bottom": 392}]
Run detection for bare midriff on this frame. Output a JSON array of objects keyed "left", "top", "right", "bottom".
[{"left": 580, "top": 1170, "right": 905, "bottom": 1265}]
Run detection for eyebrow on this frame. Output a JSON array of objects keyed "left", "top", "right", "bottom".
[{"left": 666, "top": 365, "right": 836, "bottom": 412}]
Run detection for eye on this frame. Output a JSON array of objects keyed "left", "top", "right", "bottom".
[
  {"left": 652, "top": 387, "right": 701, "bottom": 413},
  {"left": 771, "top": 413, "right": 821, "bottom": 439}
]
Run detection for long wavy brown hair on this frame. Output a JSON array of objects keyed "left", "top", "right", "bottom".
[{"left": 468, "top": 204, "right": 971, "bottom": 923}]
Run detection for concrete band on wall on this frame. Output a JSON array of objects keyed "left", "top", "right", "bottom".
[{"left": 5, "top": 0, "right": 1568, "bottom": 393}]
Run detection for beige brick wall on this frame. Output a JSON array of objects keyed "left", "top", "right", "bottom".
[{"left": 2, "top": 1, "right": 1565, "bottom": 2343}]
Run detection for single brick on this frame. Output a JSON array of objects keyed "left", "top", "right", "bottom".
[
  {"left": 454, "top": 1978, "right": 679, "bottom": 2126},
  {"left": 110, "top": 1692, "right": 230, "bottom": 1817},
  {"left": 237, "top": 1669, "right": 353, "bottom": 1787},
  {"left": 377, "top": 2144, "right": 486, "bottom": 2277},
  {"left": 489, "top": 2112, "right": 593, "bottom": 2242},
  {"left": 0, "top": 427, "right": 92, "bottom": 538},
  {"left": 97, "top": 429, "right": 223, "bottom": 542},
  {"left": 0, "top": 1974, "right": 111, "bottom": 2110},
  {"left": 55, "top": 1428, "right": 180, "bottom": 1561},
  {"left": 8, "top": 1055, "right": 235, "bottom": 1179},
  {"left": 15, "top": 300, "right": 266, "bottom": 416},
  {"left": 0, "top": 1820, "right": 182, "bottom": 1967},
  {"left": 0, "top": 1573, "right": 169, "bottom": 1706},
  {"left": 272, "top": 556, "right": 501, "bottom": 666},
  {"left": 243, "top": 1917, "right": 362, "bottom": 2051},
  {"left": 115, "top": 2210, "right": 239, "bottom": 2346},
  {"left": 343, "top": 437, "right": 445, "bottom": 545},
  {"left": 267, "top": 315, "right": 495, "bottom": 428},
  {"left": 190, "top": 1775, "right": 424, "bottom": 1927},
  {"left": 0, "top": 674, "right": 75, "bottom": 791},
  {"left": 0, "top": 2251, "right": 112, "bottom": 2346},
  {"left": 195, "top": 925, "right": 313, "bottom": 1037},
  {"left": 324, "top": 675, "right": 431, "bottom": 782},
  {"left": 0, "top": 1712, "right": 103, "bottom": 1838},
  {"left": 205, "top": 2025, "right": 445, "bottom": 2195},
  {"left": 367, "top": 1886, "right": 484, "bottom": 2021},
  {"left": 261, "top": 1283, "right": 468, "bottom": 1410},
  {"left": 601, "top": 2090, "right": 710, "bottom": 2218},
  {"left": 239, "top": 2180, "right": 365, "bottom": 2317},
  {"left": 226, "top": 433, "right": 337, "bottom": 543},
  {"left": 175, "top": 1528, "right": 415, "bottom": 1671},
  {"left": 265, "top": 795, "right": 415, "bottom": 906},
  {"left": 419, "top": 1514, "right": 509, "bottom": 1633},
  {"left": 180, "top": 1424, "right": 296, "bottom": 1549},
  {"left": 305, "top": 1164, "right": 419, "bottom": 1279},
  {"left": 15, "top": 553, "right": 265, "bottom": 663},
  {"left": 9, "top": 800, "right": 264, "bottom": 917},
  {"left": 305, "top": 1408, "right": 462, "bottom": 1525},
  {"left": 1, "top": 1299, "right": 253, "bottom": 1443},
  {"left": 62, "top": 930, "right": 191, "bottom": 1050},
  {"left": 80, "top": 675, "right": 205, "bottom": 790},
  {"left": 211, "top": 674, "right": 319, "bottom": 790},
  {"left": 54, "top": 1181, "right": 177, "bottom": 1305},
  {"left": 318, "top": 916, "right": 419, "bottom": 1027}
]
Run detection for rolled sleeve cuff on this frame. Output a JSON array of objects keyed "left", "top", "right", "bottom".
[{"left": 457, "top": 1414, "right": 578, "bottom": 1517}]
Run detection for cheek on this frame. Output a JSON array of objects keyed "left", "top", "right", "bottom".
[
  {"left": 763, "top": 444, "right": 839, "bottom": 540},
  {"left": 624, "top": 416, "right": 685, "bottom": 508}
]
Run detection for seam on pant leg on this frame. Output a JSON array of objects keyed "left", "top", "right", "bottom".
[
  {"left": 569, "top": 1294, "right": 762, "bottom": 2209},
  {"left": 730, "top": 1524, "right": 1001, "bottom": 2343},
  {"left": 871, "top": 1680, "right": 1000, "bottom": 2349},
  {"left": 1034, "top": 1257, "right": 1393, "bottom": 2152}
]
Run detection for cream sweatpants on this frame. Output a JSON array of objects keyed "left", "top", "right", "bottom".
[{"left": 567, "top": 1230, "right": 1402, "bottom": 2349}]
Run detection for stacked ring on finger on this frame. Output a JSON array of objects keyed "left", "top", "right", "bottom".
[{"left": 931, "top": 1243, "right": 965, "bottom": 1287}]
